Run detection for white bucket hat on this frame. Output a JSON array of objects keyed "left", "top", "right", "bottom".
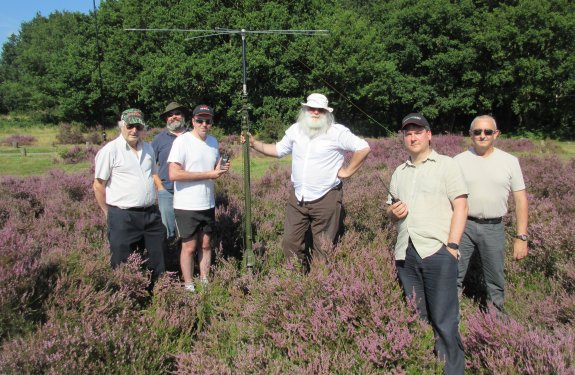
[{"left": 301, "top": 93, "right": 333, "bottom": 112}]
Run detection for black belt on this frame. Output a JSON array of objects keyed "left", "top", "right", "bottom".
[
  {"left": 108, "top": 205, "right": 155, "bottom": 212},
  {"left": 298, "top": 182, "right": 342, "bottom": 206},
  {"left": 467, "top": 216, "right": 502, "bottom": 224}
]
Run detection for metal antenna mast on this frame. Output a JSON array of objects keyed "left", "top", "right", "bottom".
[{"left": 126, "top": 27, "right": 329, "bottom": 271}]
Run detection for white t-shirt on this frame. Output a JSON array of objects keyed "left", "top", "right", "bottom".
[
  {"left": 94, "top": 135, "right": 157, "bottom": 208},
  {"left": 275, "top": 123, "right": 369, "bottom": 202},
  {"left": 454, "top": 147, "right": 525, "bottom": 219},
  {"left": 167, "top": 132, "right": 219, "bottom": 210}
]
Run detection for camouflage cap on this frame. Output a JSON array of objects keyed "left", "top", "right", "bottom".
[{"left": 121, "top": 108, "right": 146, "bottom": 126}]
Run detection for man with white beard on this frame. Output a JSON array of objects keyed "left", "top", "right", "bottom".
[
  {"left": 152, "top": 102, "right": 190, "bottom": 245},
  {"left": 243, "top": 93, "right": 370, "bottom": 271}
]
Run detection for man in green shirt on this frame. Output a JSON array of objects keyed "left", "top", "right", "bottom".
[{"left": 387, "top": 113, "right": 468, "bottom": 375}]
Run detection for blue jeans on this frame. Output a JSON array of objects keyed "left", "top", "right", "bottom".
[
  {"left": 457, "top": 220, "right": 506, "bottom": 312},
  {"left": 396, "top": 242, "right": 464, "bottom": 375},
  {"left": 157, "top": 189, "right": 176, "bottom": 239}
]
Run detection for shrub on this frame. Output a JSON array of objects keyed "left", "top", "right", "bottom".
[
  {"left": 0, "top": 134, "right": 36, "bottom": 146},
  {"left": 58, "top": 145, "right": 100, "bottom": 164},
  {"left": 56, "top": 122, "right": 85, "bottom": 144},
  {"left": 1, "top": 135, "right": 575, "bottom": 374}
]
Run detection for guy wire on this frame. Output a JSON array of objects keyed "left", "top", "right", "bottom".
[{"left": 276, "top": 41, "right": 393, "bottom": 135}]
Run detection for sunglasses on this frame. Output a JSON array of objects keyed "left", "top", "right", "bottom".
[
  {"left": 126, "top": 123, "right": 145, "bottom": 131},
  {"left": 472, "top": 128, "right": 495, "bottom": 136},
  {"left": 194, "top": 118, "right": 213, "bottom": 125},
  {"left": 168, "top": 110, "right": 183, "bottom": 117}
]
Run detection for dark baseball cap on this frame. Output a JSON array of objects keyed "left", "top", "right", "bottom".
[
  {"left": 401, "top": 113, "right": 430, "bottom": 130},
  {"left": 192, "top": 104, "right": 214, "bottom": 117}
]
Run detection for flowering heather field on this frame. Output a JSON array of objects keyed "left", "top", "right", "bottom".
[{"left": 1, "top": 135, "right": 574, "bottom": 374}]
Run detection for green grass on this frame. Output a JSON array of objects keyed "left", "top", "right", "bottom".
[
  {"left": 557, "top": 141, "right": 575, "bottom": 158},
  {"left": 233, "top": 155, "right": 292, "bottom": 180},
  {"left": 0, "top": 153, "right": 90, "bottom": 176},
  {"left": 0, "top": 125, "right": 94, "bottom": 176}
]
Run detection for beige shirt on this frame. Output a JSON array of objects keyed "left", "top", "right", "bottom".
[
  {"left": 454, "top": 147, "right": 525, "bottom": 218},
  {"left": 389, "top": 150, "right": 468, "bottom": 260}
]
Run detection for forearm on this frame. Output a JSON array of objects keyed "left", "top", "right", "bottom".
[
  {"left": 93, "top": 180, "right": 108, "bottom": 216},
  {"left": 169, "top": 168, "right": 216, "bottom": 182},
  {"left": 339, "top": 147, "right": 371, "bottom": 178},
  {"left": 251, "top": 140, "right": 278, "bottom": 157},
  {"left": 448, "top": 196, "right": 468, "bottom": 244},
  {"left": 514, "top": 190, "right": 529, "bottom": 234},
  {"left": 153, "top": 174, "right": 164, "bottom": 191}
]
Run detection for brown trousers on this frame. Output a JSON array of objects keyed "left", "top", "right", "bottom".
[{"left": 282, "top": 186, "right": 344, "bottom": 270}]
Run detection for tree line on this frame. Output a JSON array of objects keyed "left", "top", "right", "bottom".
[{"left": 0, "top": 0, "right": 573, "bottom": 139}]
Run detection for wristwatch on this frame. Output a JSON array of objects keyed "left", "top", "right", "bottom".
[
  {"left": 447, "top": 242, "right": 459, "bottom": 250},
  {"left": 515, "top": 234, "right": 528, "bottom": 241}
]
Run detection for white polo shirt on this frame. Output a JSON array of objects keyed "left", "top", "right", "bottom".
[
  {"left": 276, "top": 123, "right": 369, "bottom": 202},
  {"left": 94, "top": 135, "right": 157, "bottom": 208},
  {"left": 167, "top": 132, "right": 219, "bottom": 211}
]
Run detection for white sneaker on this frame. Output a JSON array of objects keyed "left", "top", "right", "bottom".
[
  {"left": 184, "top": 283, "right": 195, "bottom": 292},
  {"left": 200, "top": 277, "right": 209, "bottom": 286}
]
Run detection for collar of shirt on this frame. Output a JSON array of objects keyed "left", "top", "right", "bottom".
[{"left": 403, "top": 149, "right": 439, "bottom": 168}]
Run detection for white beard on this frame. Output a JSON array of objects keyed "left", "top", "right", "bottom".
[
  {"left": 167, "top": 119, "right": 186, "bottom": 132},
  {"left": 298, "top": 112, "right": 330, "bottom": 138}
]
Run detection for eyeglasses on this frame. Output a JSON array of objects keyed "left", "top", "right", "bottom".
[
  {"left": 168, "top": 110, "right": 183, "bottom": 117},
  {"left": 306, "top": 107, "right": 326, "bottom": 113},
  {"left": 126, "top": 123, "right": 145, "bottom": 131},
  {"left": 194, "top": 118, "right": 213, "bottom": 125},
  {"left": 471, "top": 128, "right": 495, "bottom": 136}
]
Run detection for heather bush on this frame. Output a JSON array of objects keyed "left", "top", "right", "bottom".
[
  {"left": 464, "top": 308, "right": 575, "bottom": 374},
  {"left": 1, "top": 135, "right": 575, "bottom": 374},
  {"left": 56, "top": 122, "right": 86, "bottom": 144},
  {"left": 1, "top": 134, "right": 36, "bottom": 146},
  {"left": 58, "top": 144, "right": 100, "bottom": 164}
]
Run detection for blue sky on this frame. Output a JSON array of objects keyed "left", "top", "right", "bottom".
[{"left": 0, "top": 1, "right": 100, "bottom": 48}]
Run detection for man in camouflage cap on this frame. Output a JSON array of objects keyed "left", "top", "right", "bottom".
[{"left": 93, "top": 108, "right": 166, "bottom": 286}]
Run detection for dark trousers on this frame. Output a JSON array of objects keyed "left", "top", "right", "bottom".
[
  {"left": 107, "top": 205, "right": 166, "bottom": 278},
  {"left": 396, "top": 242, "right": 464, "bottom": 375},
  {"left": 282, "top": 186, "right": 343, "bottom": 269}
]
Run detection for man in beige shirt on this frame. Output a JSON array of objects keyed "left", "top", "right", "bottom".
[
  {"left": 387, "top": 113, "right": 468, "bottom": 375},
  {"left": 455, "top": 115, "right": 528, "bottom": 313}
]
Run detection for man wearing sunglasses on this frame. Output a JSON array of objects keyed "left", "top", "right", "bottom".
[
  {"left": 387, "top": 113, "right": 467, "bottom": 375},
  {"left": 152, "top": 102, "right": 190, "bottom": 249},
  {"left": 455, "top": 115, "right": 529, "bottom": 313},
  {"left": 242, "top": 93, "right": 370, "bottom": 272},
  {"left": 168, "top": 104, "right": 230, "bottom": 291},
  {"left": 93, "top": 108, "right": 166, "bottom": 285}
]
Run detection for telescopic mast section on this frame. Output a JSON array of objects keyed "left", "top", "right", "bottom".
[{"left": 125, "top": 27, "right": 329, "bottom": 271}]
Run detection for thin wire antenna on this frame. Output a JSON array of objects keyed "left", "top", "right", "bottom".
[
  {"left": 126, "top": 26, "right": 329, "bottom": 271},
  {"left": 278, "top": 46, "right": 393, "bottom": 134}
]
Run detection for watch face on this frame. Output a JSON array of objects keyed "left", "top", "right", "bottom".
[{"left": 517, "top": 234, "right": 528, "bottom": 241}]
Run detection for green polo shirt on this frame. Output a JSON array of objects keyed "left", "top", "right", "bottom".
[{"left": 388, "top": 150, "right": 468, "bottom": 260}]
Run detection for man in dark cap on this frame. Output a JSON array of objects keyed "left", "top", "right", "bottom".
[
  {"left": 168, "top": 104, "right": 230, "bottom": 291},
  {"left": 386, "top": 113, "right": 468, "bottom": 375},
  {"left": 93, "top": 108, "right": 166, "bottom": 283},
  {"left": 152, "top": 102, "right": 190, "bottom": 246}
]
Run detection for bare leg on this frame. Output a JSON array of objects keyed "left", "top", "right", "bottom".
[
  {"left": 198, "top": 231, "right": 212, "bottom": 280},
  {"left": 180, "top": 235, "right": 198, "bottom": 285}
]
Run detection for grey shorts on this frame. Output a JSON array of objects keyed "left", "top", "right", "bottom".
[{"left": 174, "top": 208, "right": 215, "bottom": 241}]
